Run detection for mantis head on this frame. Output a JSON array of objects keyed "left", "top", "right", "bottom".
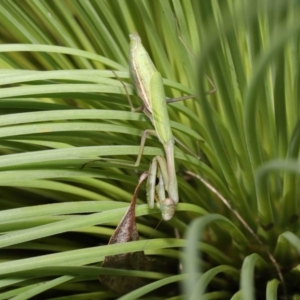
[{"left": 158, "top": 198, "right": 176, "bottom": 221}]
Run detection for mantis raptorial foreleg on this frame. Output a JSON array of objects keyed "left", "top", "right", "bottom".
[{"left": 147, "top": 156, "right": 176, "bottom": 220}]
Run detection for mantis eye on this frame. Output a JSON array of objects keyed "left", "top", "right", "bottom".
[{"left": 159, "top": 198, "right": 176, "bottom": 221}]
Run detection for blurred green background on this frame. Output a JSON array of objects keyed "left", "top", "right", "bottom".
[{"left": 0, "top": 1, "right": 300, "bottom": 299}]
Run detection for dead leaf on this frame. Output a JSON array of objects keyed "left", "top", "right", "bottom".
[{"left": 99, "top": 172, "right": 154, "bottom": 294}]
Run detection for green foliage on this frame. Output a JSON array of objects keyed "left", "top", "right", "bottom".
[{"left": 0, "top": 0, "right": 299, "bottom": 299}]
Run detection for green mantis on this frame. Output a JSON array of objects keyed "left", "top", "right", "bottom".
[
  {"left": 128, "top": 33, "right": 179, "bottom": 221},
  {"left": 83, "top": 33, "right": 213, "bottom": 220}
]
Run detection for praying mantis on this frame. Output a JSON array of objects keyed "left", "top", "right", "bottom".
[
  {"left": 127, "top": 33, "right": 216, "bottom": 220},
  {"left": 128, "top": 33, "right": 178, "bottom": 221}
]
